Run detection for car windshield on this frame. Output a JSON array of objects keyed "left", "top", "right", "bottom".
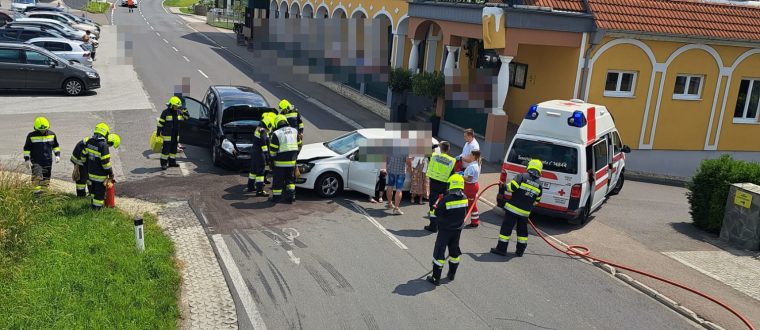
[
  {"left": 14, "top": 0, "right": 35, "bottom": 3},
  {"left": 507, "top": 138, "right": 579, "bottom": 175},
  {"left": 325, "top": 131, "right": 368, "bottom": 155}
]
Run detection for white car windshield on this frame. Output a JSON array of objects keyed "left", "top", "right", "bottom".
[
  {"left": 325, "top": 131, "right": 367, "bottom": 155},
  {"left": 14, "top": 0, "right": 35, "bottom": 4}
]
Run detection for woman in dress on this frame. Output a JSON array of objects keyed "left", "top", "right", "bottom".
[{"left": 409, "top": 154, "right": 428, "bottom": 205}]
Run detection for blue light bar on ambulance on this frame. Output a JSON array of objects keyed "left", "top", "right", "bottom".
[
  {"left": 525, "top": 105, "right": 539, "bottom": 120},
  {"left": 567, "top": 110, "right": 587, "bottom": 127}
]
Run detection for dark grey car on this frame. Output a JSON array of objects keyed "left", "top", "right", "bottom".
[{"left": 0, "top": 42, "right": 100, "bottom": 95}]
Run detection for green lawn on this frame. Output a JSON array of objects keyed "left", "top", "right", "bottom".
[
  {"left": 0, "top": 172, "right": 180, "bottom": 329},
  {"left": 84, "top": 1, "right": 111, "bottom": 13},
  {"left": 179, "top": 7, "right": 194, "bottom": 14},
  {"left": 210, "top": 21, "right": 234, "bottom": 30},
  {"left": 163, "top": 0, "right": 196, "bottom": 7}
]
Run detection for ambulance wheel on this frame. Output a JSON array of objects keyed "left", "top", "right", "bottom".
[
  {"left": 609, "top": 171, "right": 624, "bottom": 195},
  {"left": 570, "top": 198, "right": 591, "bottom": 226}
]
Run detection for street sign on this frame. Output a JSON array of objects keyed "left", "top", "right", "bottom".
[{"left": 734, "top": 190, "right": 752, "bottom": 209}]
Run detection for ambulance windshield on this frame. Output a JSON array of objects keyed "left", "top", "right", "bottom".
[{"left": 507, "top": 139, "right": 578, "bottom": 175}]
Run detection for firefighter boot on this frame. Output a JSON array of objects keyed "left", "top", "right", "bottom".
[
  {"left": 447, "top": 261, "right": 460, "bottom": 281},
  {"left": 490, "top": 241, "right": 509, "bottom": 256},
  {"left": 515, "top": 243, "right": 527, "bottom": 257},
  {"left": 168, "top": 159, "right": 180, "bottom": 167},
  {"left": 160, "top": 159, "right": 168, "bottom": 170},
  {"left": 423, "top": 219, "right": 438, "bottom": 233},
  {"left": 426, "top": 265, "right": 443, "bottom": 286}
]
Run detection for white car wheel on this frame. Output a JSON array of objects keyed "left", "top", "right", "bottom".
[{"left": 316, "top": 172, "right": 342, "bottom": 198}]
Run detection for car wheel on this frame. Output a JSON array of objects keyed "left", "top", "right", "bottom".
[
  {"left": 63, "top": 78, "right": 84, "bottom": 96},
  {"left": 569, "top": 198, "right": 591, "bottom": 226},
  {"left": 609, "top": 171, "right": 625, "bottom": 196},
  {"left": 315, "top": 172, "right": 342, "bottom": 198}
]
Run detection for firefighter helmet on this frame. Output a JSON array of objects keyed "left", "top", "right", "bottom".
[
  {"left": 33, "top": 117, "right": 50, "bottom": 132},
  {"left": 448, "top": 173, "right": 465, "bottom": 191},
  {"left": 108, "top": 133, "right": 121, "bottom": 149},
  {"left": 94, "top": 122, "right": 110, "bottom": 137},
  {"left": 527, "top": 159, "right": 543, "bottom": 175}
]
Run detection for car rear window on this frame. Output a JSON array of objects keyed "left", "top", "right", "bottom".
[{"left": 507, "top": 138, "right": 579, "bottom": 175}]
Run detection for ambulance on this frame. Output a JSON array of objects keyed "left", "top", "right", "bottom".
[{"left": 497, "top": 99, "right": 631, "bottom": 224}]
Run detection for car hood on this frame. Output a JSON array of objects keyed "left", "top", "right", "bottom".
[{"left": 298, "top": 143, "right": 339, "bottom": 162}]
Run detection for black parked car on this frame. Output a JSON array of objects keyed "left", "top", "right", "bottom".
[
  {"left": 179, "top": 85, "right": 279, "bottom": 169},
  {"left": 0, "top": 25, "right": 66, "bottom": 42},
  {"left": 0, "top": 42, "right": 100, "bottom": 95}
]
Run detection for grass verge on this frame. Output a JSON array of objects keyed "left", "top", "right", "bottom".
[
  {"left": 0, "top": 170, "right": 180, "bottom": 329},
  {"left": 163, "top": 0, "right": 197, "bottom": 7},
  {"left": 210, "top": 21, "right": 234, "bottom": 30},
  {"left": 179, "top": 7, "right": 194, "bottom": 14},
  {"left": 85, "top": 1, "right": 112, "bottom": 13}
]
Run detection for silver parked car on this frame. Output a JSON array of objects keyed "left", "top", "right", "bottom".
[
  {"left": 26, "top": 11, "right": 99, "bottom": 37},
  {"left": 10, "top": 17, "right": 89, "bottom": 40},
  {"left": 26, "top": 37, "right": 92, "bottom": 67},
  {"left": 10, "top": 0, "right": 37, "bottom": 12}
]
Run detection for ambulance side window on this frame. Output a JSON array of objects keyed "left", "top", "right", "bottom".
[
  {"left": 611, "top": 131, "right": 623, "bottom": 154},
  {"left": 593, "top": 140, "right": 609, "bottom": 173}
]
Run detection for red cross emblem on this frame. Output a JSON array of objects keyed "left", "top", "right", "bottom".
[{"left": 558, "top": 189, "right": 566, "bottom": 197}]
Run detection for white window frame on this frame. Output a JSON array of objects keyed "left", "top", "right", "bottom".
[
  {"left": 672, "top": 74, "right": 704, "bottom": 101},
  {"left": 603, "top": 70, "right": 637, "bottom": 98},
  {"left": 733, "top": 78, "right": 760, "bottom": 124}
]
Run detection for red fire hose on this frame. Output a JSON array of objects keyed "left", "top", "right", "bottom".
[{"left": 457, "top": 182, "right": 755, "bottom": 330}]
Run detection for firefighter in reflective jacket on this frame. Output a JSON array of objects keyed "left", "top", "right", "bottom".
[
  {"left": 23, "top": 117, "right": 60, "bottom": 195},
  {"left": 157, "top": 96, "right": 188, "bottom": 170},
  {"left": 424, "top": 141, "right": 457, "bottom": 233},
  {"left": 427, "top": 173, "right": 468, "bottom": 286},
  {"left": 491, "top": 159, "right": 543, "bottom": 257},
  {"left": 247, "top": 113, "right": 275, "bottom": 196},
  {"left": 85, "top": 123, "right": 114, "bottom": 210},
  {"left": 268, "top": 114, "right": 301, "bottom": 204},
  {"left": 278, "top": 99, "right": 303, "bottom": 138},
  {"left": 72, "top": 133, "right": 120, "bottom": 197}
]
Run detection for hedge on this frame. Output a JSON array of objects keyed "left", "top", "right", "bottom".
[{"left": 686, "top": 154, "right": 760, "bottom": 233}]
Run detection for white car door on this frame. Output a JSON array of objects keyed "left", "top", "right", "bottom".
[{"left": 346, "top": 150, "right": 379, "bottom": 196}]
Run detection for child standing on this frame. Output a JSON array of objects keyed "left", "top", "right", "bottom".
[{"left": 463, "top": 150, "right": 481, "bottom": 228}]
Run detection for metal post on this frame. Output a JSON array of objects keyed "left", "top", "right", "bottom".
[{"left": 134, "top": 217, "right": 145, "bottom": 251}]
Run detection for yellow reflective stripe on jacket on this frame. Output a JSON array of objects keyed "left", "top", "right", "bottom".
[
  {"left": 30, "top": 135, "right": 55, "bottom": 142},
  {"left": 23, "top": 151, "right": 31, "bottom": 155},
  {"left": 261, "top": 146, "right": 268, "bottom": 152},
  {"left": 508, "top": 180, "right": 519, "bottom": 193},
  {"left": 505, "top": 203, "right": 530, "bottom": 216},
  {"left": 520, "top": 182, "right": 540, "bottom": 194},
  {"left": 53, "top": 147, "right": 61, "bottom": 152},
  {"left": 445, "top": 199, "right": 468, "bottom": 209},
  {"left": 85, "top": 148, "right": 101, "bottom": 156},
  {"left": 101, "top": 154, "right": 111, "bottom": 160},
  {"left": 103, "top": 162, "right": 112, "bottom": 170},
  {"left": 426, "top": 153, "right": 456, "bottom": 182},
  {"left": 89, "top": 174, "right": 107, "bottom": 182},
  {"left": 274, "top": 160, "right": 296, "bottom": 167}
]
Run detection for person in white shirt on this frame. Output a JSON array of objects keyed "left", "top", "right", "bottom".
[
  {"left": 463, "top": 149, "right": 481, "bottom": 228},
  {"left": 458, "top": 128, "right": 480, "bottom": 170}
]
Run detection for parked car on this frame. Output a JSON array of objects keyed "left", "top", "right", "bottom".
[
  {"left": 1, "top": 10, "right": 21, "bottom": 27},
  {"left": 7, "top": 18, "right": 88, "bottom": 40},
  {"left": 0, "top": 42, "right": 100, "bottom": 95},
  {"left": 175, "top": 85, "right": 279, "bottom": 169},
  {"left": 26, "top": 12, "right": 99, "bottom": 36},
  {"left": 295, "top": 129, "right": 440, "bottom": 198},
  {"left": 26, "top": 37, "right": 91, "bottom": 67},
  {"left": 59, "top": 11, "right": 100, "bottom": 28},
  {"left": 10, "top": 0, "right": 36, "bottom": 12},
  {"left": 21, "top": 4, "right": 63, "bottom": 13},
  {"left": 0, "top": 25, "right": 67, "bottom": 42}
]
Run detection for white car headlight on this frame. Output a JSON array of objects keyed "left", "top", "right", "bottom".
[
  {"left": 221, "top": 139, "right": 236, "bottom": 154},
  {"left": 86, "top": 71, "right": 98, "bottom": 78},
  {"left": 297, "top": 163, "right": 314, "bottom": 174}
]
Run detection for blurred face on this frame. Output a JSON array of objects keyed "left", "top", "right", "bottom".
[{"left": 464, "top": 133, "right": 473, "bottom": 143}]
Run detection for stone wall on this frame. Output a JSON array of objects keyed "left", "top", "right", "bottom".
[
  {"left": 720, "top": 183, "right": 760, "bottom": 251},
  {"left": 319, "top": 81, "right": 390, "bottom": 121}
]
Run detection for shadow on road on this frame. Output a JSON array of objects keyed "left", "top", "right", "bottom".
[
  {"left": 388, "top": 228, "right": 433, "bottom": 238},
  {"left": 392, "top": 277, "right": 435, "bottom": 297},
  {"left": 0, "top": 90, "right": 98, "bottom": 97}
]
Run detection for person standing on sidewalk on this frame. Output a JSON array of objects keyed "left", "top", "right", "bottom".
[
  {"left": 491, "top": 159, "right": 543, "bottom": 257},
  {"left": 157, "top": 96, "right": 188, "bottom": 170},
  {"left": 23, "top": 117, "right": 60, "bottom": 195},
  {"left": 409, "top": 154, "right": 428, "bottom": 205},
  {"left": 427, "top": 173, "right": 468, "bottom": 286},
  {"left": 424, "top": 141, "right": 456, "bottom": 233},
  {"left": 385, "top": 153, "right": 410, "bottom": 215},
  {"left": 82, "top": 31, "right": 97, "bottom": 61},
  {"left": 85, "top": 123, "right": 113, "bottom": 210},
  {"left": 456, "top": 128, "right": 480, "bottom": 171},
  {"left": 463, "top": 149, "right": 481, "bottom": 228}
]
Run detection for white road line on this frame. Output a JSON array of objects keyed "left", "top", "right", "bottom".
[
  {"left": 198, "top": 69, "right": 209, "bottom": 79},
  {"left": 350, "top": 202, "right": 408, "bottom": 250},
  {"left": 183, "top": 56, "right": 190, "bottom": 62},
  {"left": 172, "top": 46, "right": 179, "bottom": 52},
  {"left": 212, "top": 235, "right": 268, "bottom": 330},
  {"left": 279, "top": 82, "right": 363, "bottom": 130},
  {"left": 163, "top": 38, "right": 169, "bottom": 44},
  {"left": 178, "top": 161, "right": 189, "bottom": 176},
  {"left": 286, "top": 251, "right": 301, "bottom": 265},
  {"left": 150, "top": 26, "right": 154, "bottom": 30},
  {"left": 156, "top": 32, "right": 160, "bottom": 36}
]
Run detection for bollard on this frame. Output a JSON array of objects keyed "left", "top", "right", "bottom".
[{"left": 134, "top": 217, "right": 145, "bottom": 251}]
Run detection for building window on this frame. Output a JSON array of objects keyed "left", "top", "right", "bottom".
[
  {"left": 604, "top": 71, "right": 636, "bottom": 97},
  {"left": 733, "top": 79, "right": 760, "bottom": 123},
  {"left": 509, "top": 62, "right": 527, "bottom": 89},
  {"left": 673, "top": 75, "right": 703, "bottom": 100}
]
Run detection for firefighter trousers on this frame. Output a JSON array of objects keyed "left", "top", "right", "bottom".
[
  {"left": 433, "top": 229, "right": 462, "bottom": 266},
  {"left": 89, "top": 179, "right": 106, "bottom": 210},
  {"left": 500, "top": 211, "right": 529, "bottom": 249},
  {"left": 271, "top": 166, "right": 295, "bottom": 202},
  {"left": 160, "top": 137, "right": 178, "bottom": 167},
  {"left": 31, "top": 162, "right": 52, "bottom": 194},
  {"left": 76, "top": 165, "right": 90, "bottom": 197},
  {"left": 248, "top": 156, "right": 266, "bottom": 192}
]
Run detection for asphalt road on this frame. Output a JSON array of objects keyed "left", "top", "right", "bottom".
[{"left": 110, "top": 2, "right": 701, "bottom": 329}]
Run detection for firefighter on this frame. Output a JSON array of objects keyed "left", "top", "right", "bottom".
[
  {"left": 491, "top": 159, "right": 543, "bottom": 257},
  {"left": 279, "top": 99, "right": 304, "bottom": 139},
  {"left": 427, "top": 173, "right": 468, "bottom": 286},
  {"left": 71, "top": 133, "right": 121, "bottom": 197},
  {"left": 85, "top": 123, "right": 115, "bottom": 210},
  {"left": 268, "top": 114, "right": 301, "bottom": 204},
  {"left": 23, "top": 117, "right": 60, "bottom": 195},
  {"left": 246, "top": 113, "right": 275, "bottom": 196},
  {"left": 157, "top": 96, "right": 188, "bottom": 170},
  {"left": 424, "top": 141, "right": 457, "bottom": 233}
]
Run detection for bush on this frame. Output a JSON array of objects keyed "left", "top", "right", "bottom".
[
  {"left": 389, "top": 67, "right": 413, "bottom": 93},
  {"left": 411, "top": 71, "right": 445, "bottom": 98},
  {"left": 687, "top": 154, "right": 760, "bottom": 233},
  {"left": 84, "top": 1, "right": 111, "bottom": 13}
]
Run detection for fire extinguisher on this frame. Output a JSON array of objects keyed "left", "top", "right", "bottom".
[{"left": 105, "top": 178, "right": 116, "bottom": 208}]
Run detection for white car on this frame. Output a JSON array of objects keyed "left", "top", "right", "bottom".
[
  {"left": 296, "top": 128, "right": 440, "bottom": 198},
  {"left": 27, "top": 11, "right": 100, "bottom": 37},
  {"left": 26, "top": 37, "right": 92, "bottom": 67},
  {"left": 10, "top": 0, "right": 36, "bottom": 12}
]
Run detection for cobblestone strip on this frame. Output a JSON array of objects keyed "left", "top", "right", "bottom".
[{"left": 159, "top": 201, "right": 238, "bottom": 330}]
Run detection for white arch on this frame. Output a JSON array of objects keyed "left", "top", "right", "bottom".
[
  {"left": 711, "top": 48, "right": 760, "bottom": 149},
  {"left": 302, "top": 1, "right": 314, "bottom": 18},
  {"left": 332, "top": 4, "right": 347, "bottom": 18},
  {"left": 279, "top": 0, "right": 288, "bottom": 18},
  {"left": 290, "top": 1, "right": 301, "bottom": 17},
  {"left": 394, "top": 14, "right": 408, "bottom": 35},
  {"left": 351, "top": 7, "right": 368, "bottom": 18},
  {"left": 316, "top": 3, "right": 329, "bottom": 18},
  {"left": 664, "top": 44, "right": 724, "bottom": 68},
  {"left": 730, "top": 48, "right": 760, "bottom": 70},
  {"left": 269, "top": 0, "right": 277, "bottom": 10}
]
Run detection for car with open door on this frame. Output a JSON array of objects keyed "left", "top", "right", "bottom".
[{"left": 178, "top": 85, "right": 279, "bottom": 170}]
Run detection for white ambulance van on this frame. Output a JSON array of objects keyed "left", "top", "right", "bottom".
[{"left": 496, "top": 99, "right": 631, "bottom": 224}]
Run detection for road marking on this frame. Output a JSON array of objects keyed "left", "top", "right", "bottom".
[
  {"left": 183, "top": 56, "right": 190, "bottom": 62},
  {"left": 350, "top": 202, "right": 408, "bottom": 250},
  {"left": 198, "top": 69, "right": 209, "bottom": 79},
  {"left": 172, "top": 46, "right": 178, "bottom": 52},
  {"left": 178, "top": 161, "right": 188, "bottom": 176},
  {"left": 286, "top": 251, "right": 301, "bottom": 265},
  {"left": 212, "top": 235, "right": 268, "bottom": 330},
  {"left": 150, "top": 25, "right": 154, "bottom": 30},
  {"left": 163, "top": 38, "right": 169, "bottom": 44},
  {"left": 156, "top": 32, "right": 160, "bottom": 36},
  {"left": 279, "top": 82, "right": 363, "bottom": 130}
]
